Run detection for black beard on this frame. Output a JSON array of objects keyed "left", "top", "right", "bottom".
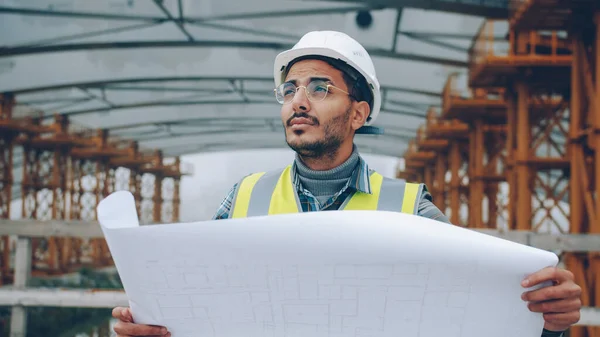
[{"left": 284, "top": 106, "right": 351, "bottom": 158}]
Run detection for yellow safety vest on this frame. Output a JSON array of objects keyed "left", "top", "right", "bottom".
[{"left": 230, "top": 165, "right": 423, "bottom": 219}]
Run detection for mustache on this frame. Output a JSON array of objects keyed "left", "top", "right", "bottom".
[{"left": 286, "top": 112, "right": 319, "bottom": 127}]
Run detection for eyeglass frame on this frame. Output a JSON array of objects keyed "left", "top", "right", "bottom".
[{"left": 273, "top": 79, "right": 356, "bottom": 105}]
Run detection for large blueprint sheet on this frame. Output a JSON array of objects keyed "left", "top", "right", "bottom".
[{"left": 97, "top": 191, "right": 558, "bottom": 337}]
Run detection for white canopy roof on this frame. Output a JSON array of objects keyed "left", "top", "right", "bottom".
[{"left": 0, "top": 0, "right": 508, "bottom": 158}]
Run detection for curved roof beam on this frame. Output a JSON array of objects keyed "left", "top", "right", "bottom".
[
  {"left": 54, "top": 98, "right": 427, "bottom": 119},
  {"left": 9, "top": 76, "right": 442, "bottom": 98},
  {"left": 0, "top": 4, "right": 375, "bottom": 22},
  {"left": 137, "top": 131, "right": 408, "bottom": 157},
  {"left": 0, "top": 40, "right": 467, "bottom": 68},
  {"left": 79, "top": 105, "right": 424, "bottom": 132},
  {"left": 323, "top": 0, "right": 508, "bottom": 18},
  {"left": 116, "top": 124, "right": 414, "bottom": 143}
]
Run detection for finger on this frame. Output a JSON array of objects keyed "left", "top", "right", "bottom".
[
  {"left": 543, "top": 311, "right": 581, "bottom": 325},
  {"left": 113, "top": 321, "right": 168, "bottom": 336},
  {"left": 522, "top": 267, "right": 574, "bottom": 287},
  {"left": 112, "top": 307, "right": 128, "bottom": 320},
  {"left": 121, "top": 307, "right": 133, "bottom": 323},
  {"left": 527, "top": 297, "right": 582, "bottom": 313},
  {"left": 522, "top": 281, "right": 581, "bottom": 302}
]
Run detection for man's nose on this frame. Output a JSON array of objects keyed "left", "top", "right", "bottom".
[{"left": 291, "top": 87, "right": 311, "bottom": 111}]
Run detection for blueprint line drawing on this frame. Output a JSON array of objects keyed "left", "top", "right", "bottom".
[
  {"left": 141, "top": 262, "right": 475, "bottom": 337},
  {"left": 97, "top": 191, "right": 558, "bottom": 337}
]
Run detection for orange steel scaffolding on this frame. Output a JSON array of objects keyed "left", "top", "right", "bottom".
[
  {"left": 0, "top": 99, "right": 191, "bottom": 281},
  {"left": 69, "top": 129, "right": 130, "bottom": 270},
  {"left": 442, "top": 75, "right": 508, "bottom": 229},
  {"left": 406, "top": 108, "right": 470, "bottom": 226},
  {"left": 469, "top": 17, "right": 573, "bottom": 232},
  {"left": 0, "top": 94, "right": 48, "bottom": 284},
  {"left": 404, "top": 140, "right": 435, "bottom": 181},
  {"left": 566, "top": 9, "right": 600, "bottom": 337},
  {"left": 469, "top": 20, "right": 572, "bottom": 89},
  {"left": 415, "top": 120, "right": 450, "bottom": 210},
  {"left": 475, "top": 1, "right": 599, "bottom": 334},
  {"left": 17, "top": 114, "right": 94, "bottom": 276}
]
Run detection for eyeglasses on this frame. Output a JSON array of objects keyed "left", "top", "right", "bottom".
[{"left": 274, "top": 79, "right": 351, "bottom": 105}]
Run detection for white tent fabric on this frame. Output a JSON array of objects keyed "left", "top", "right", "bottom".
[{"left": 0, "top": 0, "right": 507, "bottom": 158}]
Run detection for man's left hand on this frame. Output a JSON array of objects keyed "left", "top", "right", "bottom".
[{"left": 521, "top": 266, "right": 582, "bottom": 332}]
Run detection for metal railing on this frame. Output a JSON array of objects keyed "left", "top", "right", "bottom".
[
  {"left": 469, "top": 20, "right": 510, "bottom": 68},
  {"left": 442, "top": 73, "right": 505, "bottom": 113},
  {"left": 469, "top": 19, "right": 571, "bottom": 70}
]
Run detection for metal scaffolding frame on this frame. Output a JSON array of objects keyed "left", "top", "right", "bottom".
[{"left": 398, "top": 1, "right": 600, "bottom": 335}]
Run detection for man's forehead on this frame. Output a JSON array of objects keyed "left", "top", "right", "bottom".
[{"left": 285, "top": 59, "right": 342, "bottom": 80}]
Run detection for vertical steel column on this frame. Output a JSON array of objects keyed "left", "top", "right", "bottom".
[
  {"left": 449, "top": 141, "right": 461, "bottom": 225},
  {"left": 515, "top": 82, "right": 532, "bottom": 231},
  {"left": 0, "top": 93, "right": 15, "bottom": 284},
  {"left": 153, "top": 173, "right": 163, "bottom": 223},
  {"left": 469, "top": 119, "right": 485, "bottom": 228},
  {"left": 152, "top": 151, "right": 164, "bottom": 224},
  {"left": 433, "top": 153, "right": 447, "bottom": 211},
  {"left": 468, "top": 126, "right": 477, "bottom": 227},
  {"left": 567, "top": 38, "right": 584, "bottom": 230},
  {"left": 94, "top": 157, "right": 111, "bottom": 266},
  {"left": 49, "top": 116, "right": 70, "bottom": 273},
  {"left": 594, "top": 11, "right": 600, "bottom": 232},
  {"left": 485, "top": 125, "right": 507, "bottom": 229},
  {"left": 172, "top": 158, "right": 181, "bottom": 222},
  {"left": 505, "top": 89, "right": 518, "bottom": 230},
  {"left": 590, "top": 13, "right": 600, "bottom": 337},
  {"left": 20, "top": 115, "right": 72, "bottom": 274},
  {"left": 567, "top": 32, "right": 589, "bottom": 337},
  {"left": 0, "top": 94, "right": 14, "bottom": 218},
  {"left": 569, "top": 35, "right": 584, "bottom": 227},
  {"left": 173, "top": 177, "right": 181, "bottom": 222}
]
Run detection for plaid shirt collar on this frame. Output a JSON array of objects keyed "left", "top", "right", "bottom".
[{"left": 290, "top": 154, "right": 373, "bottom": 195}]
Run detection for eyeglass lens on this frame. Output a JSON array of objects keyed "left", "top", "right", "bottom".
[{"left": 275, "top": 80, "right": 329, "bottom": 104}]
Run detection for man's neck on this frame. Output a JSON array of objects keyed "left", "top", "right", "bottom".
[{"left": 298, "top": 142, "right": 354, "bottom": 171}]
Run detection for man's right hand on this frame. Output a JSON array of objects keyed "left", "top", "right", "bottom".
[{"left": 112, "top": 307, "right": 171, "bottom": 337}]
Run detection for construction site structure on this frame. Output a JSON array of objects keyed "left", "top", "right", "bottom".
[
  {"left": 403, "top": 108, "right": 470, "bottom": 226},
  {"left": 0, "top": 94, "right": 193, "bottom": 284},
  {"left": 398, "top": 1, "right": 599, "bottom": 335},
  {"left": 441, "top": 74, "right": 508, "bottom": 229}
]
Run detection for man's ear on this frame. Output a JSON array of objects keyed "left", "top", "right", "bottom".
[{"left": 351, "top": 101, "right": 371, "bottom": 131}]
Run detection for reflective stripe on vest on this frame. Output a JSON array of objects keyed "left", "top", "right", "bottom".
[{"left": 230, "top": 165, "right": 422, "bottom": 218}]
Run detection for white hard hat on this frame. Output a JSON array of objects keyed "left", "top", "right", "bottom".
[{"left": 274, "top": 30, "right": 382, "bottom": 129}]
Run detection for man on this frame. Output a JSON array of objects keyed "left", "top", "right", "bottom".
[{"left": 112, "top": 31, "right": 581, "bottom": 337}]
